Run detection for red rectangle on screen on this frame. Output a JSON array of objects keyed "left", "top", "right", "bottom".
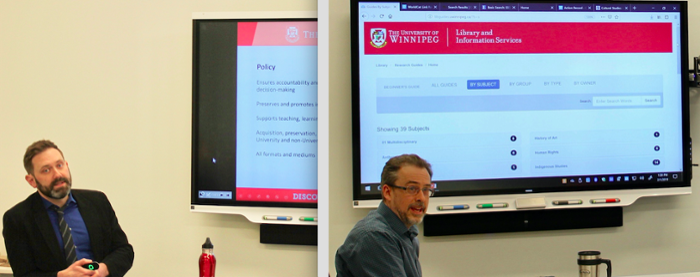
[
  {"left": 238, "top": 21, "right": 318, "bottom": 46},
  {"left": 237, "top": 22, "right": 258, "bottom": 45},
  {"left": 237, "top": 188, "right": 318, "bottom": 203},
  {"left": 364, "top": 22, "right": 672, "bottom": 55}
]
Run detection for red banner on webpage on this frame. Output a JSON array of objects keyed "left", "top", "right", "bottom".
[
  {"left": 364, "top": 22, "right": 672, "bottom": 55},
  {"left": 238, "top": 22, "right": 318, "bottom": 46},
  {"left": 236, "top": 188, "right": 318, "bottom": 203}
]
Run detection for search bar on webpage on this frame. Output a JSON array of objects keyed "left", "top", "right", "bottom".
[{"left": 592, "top": 95, "right": 661, "bottom": 106}]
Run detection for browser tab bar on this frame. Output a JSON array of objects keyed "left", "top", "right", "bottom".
[
  {"left": 400, "top": 2, "right": 439, "bottom": 11},
  {"left": 440, "top": 3, "right": 479, "bottom": 11},
  {"left": 631, "top": 4, "right": 680, "bottom": 12},
  {"left": 595, "top": 4, "right": 630, "bottom": 12},
  {"left": 557, "top": 3, "right": 595, "bottom": 12},
  {"left": 480, "top": 3, "right": 518, "bottom": 11},
  {"left": 393, "top": 2, "right": 682, "bottom": 13},
  {"left": 518, "top": 3, "right": 556, "bottom": 11}
]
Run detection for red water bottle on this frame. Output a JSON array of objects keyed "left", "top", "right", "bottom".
[{"left": 199, "top": 237, "right": 216, "bottom": 277}]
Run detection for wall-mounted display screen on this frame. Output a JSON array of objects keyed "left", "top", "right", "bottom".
[
  {"left": 192, "top": 14, "right": 318, "bottom": 223},
  {"left": 351, "top": 0, "right": 691, "bottom": 211}
]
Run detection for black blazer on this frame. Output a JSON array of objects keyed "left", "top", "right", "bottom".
[{"left": 3, "top": 189, "right": 134, "bottom": 277}]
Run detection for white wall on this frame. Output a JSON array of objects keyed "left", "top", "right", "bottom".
[
  {"left": 4, "top": 0, "right": 700, "bottom": 276},
  {"left": 0, "top": 1, "right": 318, "bottom": 276},
  {"left": 328, "top": 0, "right": 700, "bottom": 276}
]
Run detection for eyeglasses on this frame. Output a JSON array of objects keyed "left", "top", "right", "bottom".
[{"left": 387, "top": 183, "right": 436, "bottom": 197}]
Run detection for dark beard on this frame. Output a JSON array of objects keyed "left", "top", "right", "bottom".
[{"left": 36, "top": 177, "right": 72, "bottom": 199}]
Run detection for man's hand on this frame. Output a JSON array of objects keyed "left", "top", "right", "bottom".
[
  {"left": 57, "top": 259, "right": 98, "bottom": 277},
  {"left": 94, "top": 263, "right": 109, "bottom": 277}
]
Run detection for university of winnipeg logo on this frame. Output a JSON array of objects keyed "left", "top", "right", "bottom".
[
  {"left": 370, "top": 28, "right": 387, "bottom": 48},
  {"left": 286, "top": 26, "right": 300, "bottom": 43}
]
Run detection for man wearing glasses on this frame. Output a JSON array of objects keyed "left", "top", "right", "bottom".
[{"left": 336, "top": 154, "right": 434, "bottom": 277}]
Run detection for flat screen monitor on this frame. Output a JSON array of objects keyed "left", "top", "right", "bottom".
[
  {"left": 192, "top": 12, "right": 318, "bottom": 224},
  {"left": 351, "top": 1, "right": 691, "bottom": 213}
]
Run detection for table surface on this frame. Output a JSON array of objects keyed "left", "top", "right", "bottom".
[{"left": 625, "top": 274, "right": 700, "bottom": 277}]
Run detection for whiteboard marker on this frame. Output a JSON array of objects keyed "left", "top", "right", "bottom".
[
  {"left": 590, "top": 198, "right": 620, "bottom": 204},
  {"left": 438, "top": 205, "right": 469, "bottom": 211},
  {"left": 552, "top": 200, "right": 583, "bottom": 205},
  {"left": 477, "top": 203, "right": 508, "bottom": 209},
  {"left": 263, "top": 216, "right": 292, "bottom": 221}
]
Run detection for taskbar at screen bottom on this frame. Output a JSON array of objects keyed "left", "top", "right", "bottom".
[
  {"left": 199, "top": 188, "right": 317, "bottom": 203},
  {"left": 359, "top": 171, "right": 686, "bottom": 197}
]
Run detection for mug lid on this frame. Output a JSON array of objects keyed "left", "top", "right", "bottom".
[{"left": 578, "top": 250, "right": 601, "bottom": 255}]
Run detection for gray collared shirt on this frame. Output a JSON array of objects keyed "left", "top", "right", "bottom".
[{"left": 335, "top": 201, "right": 422, "bottom": 277}]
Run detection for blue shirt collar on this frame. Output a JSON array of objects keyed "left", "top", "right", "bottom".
[
  {"left": 40, "top": 192, "right": 76, "bottom": 210},
  {"left": 377, "top": 201, "right": 420, "bottom": 238}
]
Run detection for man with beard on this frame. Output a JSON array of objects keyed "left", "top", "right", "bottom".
[
  {"left": 336, "top": 154, "right": 434, "bottom": 277},
  {"left": 3, "top": 140, "right": 133, "bottom": 277}
]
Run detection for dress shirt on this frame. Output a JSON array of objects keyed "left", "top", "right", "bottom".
[
  {"left": 41, "top": 193, "right": 95, "bottom": 261},
  {"left": 335, "top": 201, "right": 422, "bottom": 277}
]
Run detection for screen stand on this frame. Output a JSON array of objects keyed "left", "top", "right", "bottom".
[
  {"left": 260, "top": 224, "right": 317, "bottom": 245},
  {"left": 423, "top": 207, "right": 622, "bottom": 236}
]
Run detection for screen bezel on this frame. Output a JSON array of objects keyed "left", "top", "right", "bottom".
[
  {"left": 191, "top": 12, "right": 318, "bottom": 224},
  {"left": 350, "top": 0, "right": 692, "bottom": 206}
]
